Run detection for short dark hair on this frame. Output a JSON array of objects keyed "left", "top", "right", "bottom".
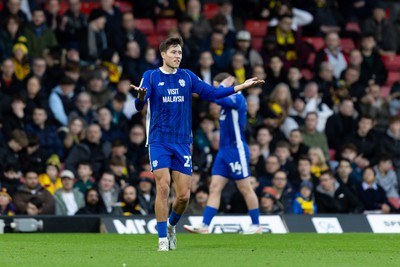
[
  {"left": 213, "top": 72, "right": 231, "bottom": 83},
  {"left": 298, "top": 155, "right": 312, "bottom": 165},
  {"left": 320, "top": 170, "right": 334, "bottom": 179},
  {"left": 159, "top": 37, "right": 183, "bottom": 53},
  {"left": 378, "top": 153, "right": 393, "bottom": 163},
  {"left": 338, "top": 158, "right": 352, "bottom": 166},
  {"left": 78, "top": 161, "right": 92, "bottom": 168},
  {"left": 113, "top": 92, "right": 127, "bottom": 103},
  {"left": 361, "top": 32, "right": 376, "bottom": 40},
  {"left": 28, "top": 196, "right": 43, "bottom": 209},
  {"left": 275, "top": 141, "right": 290, "bottom": 150},
  {"left": 59, "top": 76, "right": 76, "bottom": 86}
]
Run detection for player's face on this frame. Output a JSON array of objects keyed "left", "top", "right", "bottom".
[{"left": 162, "top": 45, "right": 182, "bottom": 70}]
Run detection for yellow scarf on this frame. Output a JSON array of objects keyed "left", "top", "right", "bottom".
[
  {"left": 276, "top": 28, "right": 297, "bottom": 61},
  {"left": 38, "top": 174, "right": 63, "bottom": 195},
  {"left": 234, "top": 67, "right": 246, "bottom": 84},
  {"left": 296, "top": 197, "right": 315, "bottom": 214},
  {"left": 13, "top": 59, "right": 30, "bottom": 81},
  {"left": 102, "top": 61, "right": 122, "bottom": 83}
]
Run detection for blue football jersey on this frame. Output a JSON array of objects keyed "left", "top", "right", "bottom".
[
  {"left": 215, "top": 92, "right": 248, "bottom": 149},
  {"left": 135, "top": 68, "right": 235, "bottom": 144}
]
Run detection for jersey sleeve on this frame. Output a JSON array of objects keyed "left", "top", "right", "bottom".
[
  {"left": 215, "top": 93, "right": 242, "bottom": 109},
  {"left": 134, "top": 70, "right": 153, "bottom": 111},
  {"left": 186, "top": 70, "right": 235, "bottom": 101}
]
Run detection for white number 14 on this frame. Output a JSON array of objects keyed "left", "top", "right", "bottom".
[{"left": 229, "top": 161, "right": 242, "bottom": 174}]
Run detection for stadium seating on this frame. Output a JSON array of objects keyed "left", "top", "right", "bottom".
[
  {"left": 245, "top": 20, "right": 269, "bottom": 37},
  {"left": 135, "top": 19, "right": 156, "bottom": 35},
  {"left": 381, "top": 55, "right": 400, "bottom": 72},
  {"left": 115, "top": 1, "right": 133, "bottom": 12},
  {"left": 340, "top": 38, "right": 355, "bottom": 54},
  {"left": 203, "top": 3, "right": 219, "bottom": 19},
  {"left": 386, "top": 71, "right": 400, "bottom": 86},
  {"left": 156, "top": 18, "right": 178, "bottom": 35},
  {"left": 81, "top": 2, "right": 100, "bottom": 16},
  {"left": 302, "top": 37, "right": 325, "bottom": 52},
  {"left": 381, "top": 86, "right": 391, "bottom": 98},
  {"left": 345, "top": 22, "right": 361, "bottom": 33}
]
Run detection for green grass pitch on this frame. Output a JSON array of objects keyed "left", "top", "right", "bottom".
[{"left": 1, "top": 234, "right": 399, "bottom": 267}]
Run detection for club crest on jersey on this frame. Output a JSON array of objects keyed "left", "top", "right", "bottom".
[
  {"left": 152, "top": 160, "right": 158, "bottom": 168},
  {"left": 178, "top": 79, "right": 185, "bottom": 87}
]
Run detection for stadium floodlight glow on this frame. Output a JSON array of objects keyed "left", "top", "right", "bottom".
[{"left": 10, "top": 218, "right": 44, "bottom": 232}]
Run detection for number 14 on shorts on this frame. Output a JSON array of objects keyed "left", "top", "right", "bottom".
[{"left": 229, "top": 161, "right": 242, "bottom": 175}]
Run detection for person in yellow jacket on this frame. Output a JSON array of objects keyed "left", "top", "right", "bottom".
[
  {"left": 12, "top": 36, "right": 30, "bottom": 81},
  {"left": 293, "top": 181, "right": 317, "bottom": 214},
  {"left": 38, "top": 155, "right": 62, "bottom": 195}
]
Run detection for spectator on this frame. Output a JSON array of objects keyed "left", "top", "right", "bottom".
[
  {"left": 54, "top": 170, "right": 84, "bottom": 215},
  {"left": 20, "top": 133, "right": 48, "bottom": 174},
  {"left": 360, "top": 84, "right": 390, "bottom": 130},
  {"left": 228, "top": 51, "right": 251, "bottom": 84},
  {"left": 73, "top": 161, "right": 95, "bottom": 195},
  {"left": 335, "top": 158, "right": 359, "bottom": 193},
  {"left": 217, "top": 0, "right": 244, "bottom": 32},
  {"left": 314, "top": 32, "right": 348, "bottom": 79},
  {"left": 0, "top": 129, "right": 28, "bottom": 174},
  {"left": 21, "top": 76, "right": 49, "bottom": 123},
  {"left": 359, "top": 33, "right": 387, "bottom": 86},
  {"left": 287, "top": 67, "right": 306, "bottom": 100},
  {"left": 267, "top": 1, "right": 313, "bottom": 31},
  {"left": 97, "top": 107, "right": 124, "bottom": 144},
  {"left": 2, "top": 95, "right": 26, "bottom": 139},
  {"left": 30, "top": 57, "right": 53, "bottom": 93},
  {"left": 325, "top": 98, "right": 358, "bottom": 150},
  {"left": 109, "top": 154, "right": 129, "bottom": 188},
  {"left": 315, "top": 170, "right": 364, "bottom": 213},
  {"left": 301, "top": 112, "right": 330, "bottom": 160},
  {"left": 259, "top": 187, "right": 283, "bottom": 214},
  {"left": 185, "top": 0, "right": 211, "bottom": 40},
  {"left": 126, "top": 124, "right": 147, "bottom": 174},
  {"left": 38, "top": 155, "right": 62, "bottom": 195},
  {"left": 255, "top": 127, "right": 272, "bottom": 161},
  {"left": 69, "top": 92, "right": 96, "bottom": 125},
  {"left": 303, "top": 82, "right": 333, "bottom": 131},
  {"left": 0, "top": 58, "right": 24, "bottom": 97},
  {"left": 49, "top": 76, "right": 76, "bottom": 126},
  {"left": 233, "top": 30, "right": 263, "bottom": 69},
  {"left": 114, "top": 185, "right": 143, "bottom": 216},
  {"left": 313, "top": 61, "right": 336, "bottom": 107},
  {"left": 26, "top": 196, "right": 43, "bottom": 215},
  {"left": 0, "top": 15, "right": 24, "bottom": 60},
  {"left": 96, "top": 171, "right": 120, "bottom": 214},
  {"left": 389, "top": 77, "right": 400, "bottom": 116},
  {"left": 0, "top": 163, "right": 23, "bottom": 197},
  {"left": 0, "top": 0, "right": 28, "bottom": 26},
  {"left": 95, "top": 0, "right": 122, "bottom": 38},
  {"left": 86, "top": 70, "right": 112, "bottom": 110},
  {"left": 137, "top": 171, "right": 156, "bottom": 215},
  {"left": 0, "top": 188, "right": 16, "bottom": 215},
  {"left": 186, "top": 185, "right": 209, "bottom": 215},
  {"left": 265, "top": 56, "right": 287, "bottom": 95},
  {"left": 246, "top": 95, "right": 263, "bottom": 137},
  {"left": 379, "top": 117, "right": 400, "bottom": 191},
  {"left": 267, "top": 14, "right": 310, "bottom": 70},
  {"left": 292, "top": 180, "right": 317, "bottom": 215},
  {"left": 288, "top": 129, "right": 309, "bottom": 164},
  {"left": 59, "top": 0, "right": 88, "bottom": 44},
  {"left": 25, "top": 107, "right": 63, "bottom": 158},
  {"left": 78, "top": 9, "right": 107, "bottom": 63},
  {"left": 295, "top": 155, "right": 319, "bottom": 189},
  {"left": 194, "top": 51, "right": 216, "bottom": 86},
  {"left": 309, "top": 147, "right": 330, "bottom": 178},
  {"left": 44, "top": 0, "right": 62, "bottom": 33},
  {"left": 203, "top": 30, "right": 232, "bottom": 73},
  {"left": 341, "top": 65, "right": 365, "bottom": 103},
  {"left": 58, "top": 116, "right": 86, "bottom": 158},
  {"left": 248, "top": 141, "right": 265, "bottom": 178},
  {"left": 274, "top": 141, "right": 296, "bottom": 179},
  {"left": 25, "top": 8, "right": 58, "bottom": 57},
  {"left": 65, "top": 123, "right": 111, "bottom": 179},
  {"left": 361, "top": 3, "right": 398, "bottom": 55},
  {"left": 13, "top": 169, "right": 55, "bottom": 214},
  {"left": 356, "top": 167, "right": 394, "bottom": 214},
  {"left": 270, "top": 170, "right": 293, "bottom": 213},
  {"left": 374, "top": 154, "right": 400, "bottom": 209},
  {"left": 75, "top": 188, "right": 107, "bottom": 215}
]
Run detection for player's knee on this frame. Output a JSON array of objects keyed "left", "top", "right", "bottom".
[
  {"left": 157, "top": 183, "right": 170, "bottom": 199},
  {"left": 209, "top": 183, "right": 221, "bottom": 195},
  {"left": 176, "top": 193, "right": 190, "bottom": 204}
]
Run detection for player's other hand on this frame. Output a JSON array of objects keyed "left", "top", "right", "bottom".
[
  {"left": 220, "top": 75, "right": 236, "bottom": 87},
  {"left": 130, "top": 84, "right": 147, "bottom": 101}
]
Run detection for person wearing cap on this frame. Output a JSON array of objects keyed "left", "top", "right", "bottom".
[
  {"left": 77, "top": 8, "right": 107, "bottom": 63},
  {"left": 38, "top": 155, "right": 62, "bottom": 195},
  {"left": 54, "top": 169, "right": 84, "bottom": 215},
  {"left": 12, "top": 36, "right": 30, "bottom": 81},
  {"left": 260, "top": 186, "right": 283, "bottom": 215},
  {"left": 24, "top": 8, "right": 58, "bottom": 57},
  {"left": 137, "top": 171, "right": 156, "bottom": 215},
  {"left": 0, "top": 188, "right": 16, "bottom": 216},
  {"left": 49, "top": 76, "right": 77, "bottom": 126},
  {"left": 233, "top": 30, "right": 263, "bottom": 69},
  {"left": 293, "top": 180, "right": 317, "bottom": 214},
  {"left": 13, "top": 169, "right": 55, "bottom": 214}
]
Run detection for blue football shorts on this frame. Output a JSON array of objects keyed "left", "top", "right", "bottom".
[
  {"left": 211, "top": 146, "right": 250, "bottom": 180},
  {"left": 148, "top": 142, "right": 192, "bottom": 175}
]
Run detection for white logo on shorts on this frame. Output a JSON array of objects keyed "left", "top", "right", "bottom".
[
  {"left": 152, "top": 160, "right": 158, "bottom": 168},
  {"left": 179, "top": 79, "right": 185, "bottom": 87}
]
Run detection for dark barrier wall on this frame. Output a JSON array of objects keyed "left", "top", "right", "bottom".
[{"left": 1, "top": 214, "right": 400, "bottom": 234}]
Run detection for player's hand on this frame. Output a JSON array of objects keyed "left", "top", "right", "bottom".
[
  {"left": 130, "top": 84, "right": 147, "bottom": 101},
  {"left": 237, "top": 77, "right": 265, "bottom": 92},
  {"left": 220, "top": 75, "right": 236, "bottom": 87}
]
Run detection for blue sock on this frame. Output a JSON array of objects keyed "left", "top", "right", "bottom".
[
  {"left": 157, "top": 221, "right": 167, "bottom": 238},
  {"left": 248, "top": 208, "right": 260, "bottom": 225},
  {"left": 202, "top": 206, "right": 218, "bottom": 226},
  {"left": 168, "top": 210, "right": 182, "bottom": 226}
]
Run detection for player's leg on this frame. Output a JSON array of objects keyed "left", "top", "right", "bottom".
[
  {"left": 183, "top": 175, "right": 228, "bottom": 233},
  {"left": 153, "top": 168, "right": 172, "bottom": 250},
  {"left": 236, "top": 178, "right": 263, "bottom": 234}
]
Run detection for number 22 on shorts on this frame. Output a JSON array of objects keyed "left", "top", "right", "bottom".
[{"left": 184, "top": 155, "right": 192, "bottom": 167}]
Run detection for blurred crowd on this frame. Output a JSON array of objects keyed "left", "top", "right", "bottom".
[{"left": 0, "top": 0, "right": 400, "bottom": 217}]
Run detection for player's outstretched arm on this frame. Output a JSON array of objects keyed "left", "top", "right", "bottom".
[{"left": 233, "top": 77, "right": 265, "bottom": 93}]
